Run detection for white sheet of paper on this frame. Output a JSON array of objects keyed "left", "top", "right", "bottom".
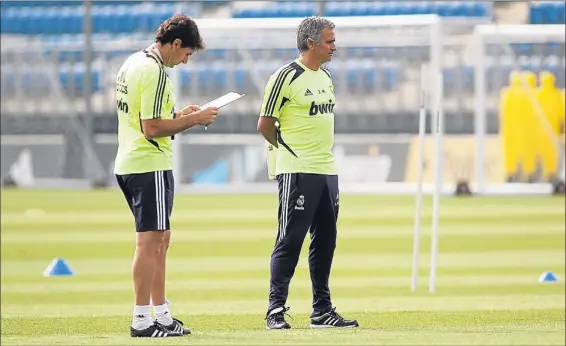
[
  {"left": 200, "top": 92, "right": 245, "bottom": 109},
  {"left": 200, "top": 92, "right": 246, "bottom": 130}
]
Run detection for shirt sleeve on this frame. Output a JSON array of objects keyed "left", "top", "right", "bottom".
[
  {"left": 140, "top": 65, "right": 167, "bottom": 120},
  {"left": 259, "top": 67, "right": 294, "bottom": 119}
]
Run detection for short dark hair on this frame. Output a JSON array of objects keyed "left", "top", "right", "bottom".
[{"left": 155, "top": 14, "right": 205, "bottom": 51}]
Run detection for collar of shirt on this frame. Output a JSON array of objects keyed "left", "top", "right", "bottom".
[{"left": 146, "top": 44, "right": 164, "bottom": 66}]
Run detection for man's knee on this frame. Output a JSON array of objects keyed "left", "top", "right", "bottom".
[
  {"left": 136, "top": 231, "right": 166, "bottom": 255},
  {"left": 161, "top": 230, "right": 171, "bottom": 252}
]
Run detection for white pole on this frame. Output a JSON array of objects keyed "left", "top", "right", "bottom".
[
  {"left": 429, "top": 71, "right": 443, "bottom": 294},
  {"left": 412, "top": 64, "right": 427, "bottom": 292},
  {"left": 474, "top": 32, "right": 486, "bottom": 194},
  {"left": 171, "top": 2, "right": 184, "bottom": 185}
]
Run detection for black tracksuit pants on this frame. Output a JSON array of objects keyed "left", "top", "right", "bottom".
[{"left": 267, "top": 173, "right": 339, "bottom": 317}]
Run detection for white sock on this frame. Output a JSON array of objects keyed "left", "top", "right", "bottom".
[
  {"left": 154, "top": 303, "right": 174, "bottom": 326},
  {"left": 131, "top": 305, "right": 152, "bottom": 330},
  {"left": 151, "top": 297, "right": 170, "bottom": 309}
]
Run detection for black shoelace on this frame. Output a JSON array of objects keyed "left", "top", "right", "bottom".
[
  {"left": 266, "top": 307, "right": 293, "bottom": 321},
  {"left": 328, "top": 307, "right": 344, "bottom": 321}
]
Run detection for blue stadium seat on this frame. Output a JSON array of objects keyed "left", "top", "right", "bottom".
[
  {"left": 2, "top": 8, "right": 16, "bottom": 34},
  {"left": 548, "top": 2, "right": 565, "bottom": 24},
  {"left": 211, "top": 64, "right": 227, "bottom": 88},
  {"left": 232, "top": 7, "right": 254, "bottom": 18},
  {"left": 435, "top": 3, "right": 458, "bottom": 17},
  {"left": 2, "top": 2, "right": 185, "bottom": 35},
  {"left": 324, "top": 2, "right": 348, "bottom": 17},
  {"left": 233, "top": 1, "right": 316, "bottom": 18},
  {"left": 350, "top": 1, "right": 372, "bottom": 16},
  {"left": 1, "top": 1, "right": 81, "bottom": 8},
  {"left": 510, "top": 43, "right": 534, "bottom": 56},
  {"left": 2, "top": 64, "right": 100, "bottom": 95},
  {"left": 462, "top": 66, "right": 474, "bottom": 92},
  {"left": 530, "top": 3, "right": 543, "bottom": 24},
  {"left": 405, "top": 2, "right": 434, "bottom": 15},
  {"left": 469, "top": 2, "right": 488, "bottom": 17},
  {"left": 443, "top": 66, "right": 475, "bottom": 94},
  {"left": 58, "top": 64, "right": 101, "bottom": 94},
  {"left": 321, "top": 0, "right": 488, "bottom": 17},
  {"left": 346, "top": 65, "right": 359, "bottom": 88},
  {"left": 136, "top": 6, "right": 155, "bottom": 32},
  {"left": 180, "top": 69, "right": 192, "bottom": 89},
  {"left": 20, "top": 70, "right": 51, "bottom": 92},
  {"left": 233, "top": 67, "right": 247, "bottom": 89},
  {"left": 443, "top": 67, "right": 456, "bottom": 93},
  {"left": 381, "top": 64, "right": 400, "bottom": 91},
  {"left": 345, "top": 61, "right": 401, "bottom": 92},
  {"left": 530, "top": 1, "right": 566, "bottom": 24}
]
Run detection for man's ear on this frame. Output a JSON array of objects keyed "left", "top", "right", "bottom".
[
  {"left": 307, "top": 38, "right": 314, "bottom": 50},
  {"left": 173, "top": 38, "right": 182, "bottom": 50}
]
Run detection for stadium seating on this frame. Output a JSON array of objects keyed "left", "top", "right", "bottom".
[
  {"left": 232, "top": 1, "right": 491, "bottom": 18},
  {"left": 1, "top": 63, "right": 101, "bottom": 97},
  {"left": 529, "top": 1, "right": 566, "bottom": 24},
  {"left": 0, "top": 3, "right": 196, "bottom": 35},
  {"left": 1, "top": 1, "right": 563, "bottom": 105}
]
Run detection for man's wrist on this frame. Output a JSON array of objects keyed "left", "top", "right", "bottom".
[{"left": 182, "top": 112, "right": 201, "bottom": 127}]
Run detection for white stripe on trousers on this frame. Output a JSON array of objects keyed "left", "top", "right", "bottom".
[
  {"left": 155, "top": 171, "right": 166, "bottom": 230},
  {"left": 279, "top": 174, "right": 292, "bottom": 242}
]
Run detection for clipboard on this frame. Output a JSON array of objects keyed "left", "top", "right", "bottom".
[{"left": 200, "top": 92, "right": 246, "bottom": 130}]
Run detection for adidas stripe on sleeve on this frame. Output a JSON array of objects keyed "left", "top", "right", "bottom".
[
  {"left": 260, "top": 65, "right": 295, "bottom": 118},
  {"left": 140, "top": 64, "right": 167, "bottom": 120}
]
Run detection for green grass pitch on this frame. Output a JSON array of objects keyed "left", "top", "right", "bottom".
[{"left": 1, "top": 188, "right": 564, "bottom": 345}]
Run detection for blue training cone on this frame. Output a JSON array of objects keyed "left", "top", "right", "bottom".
[
  {"left": 43, "top": 257, "right": 75, "bottom": 277},
  {"left": 538, "top": 271, "right": 558, "bottom": 283}
]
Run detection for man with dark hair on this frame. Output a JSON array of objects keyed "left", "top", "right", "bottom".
[
  {"left": 114, "top": 14, "right": 218, "bottom": 338},
  {"left": 257, "top": 16, "right": 359, "bottom": 330}
]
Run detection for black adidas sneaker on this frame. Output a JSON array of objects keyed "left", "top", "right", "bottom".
[
  {"left": 159, "top": 317, "right": 191, "bottom": 335},
  {"left": 309, "top": 308, "right": 359, "bottom": 328},
  {"left": 266, "top": 307, "right": 292, "bottom": 330},
  {"left": 130, "top": 321, "right": 183, "bottom": 337}
]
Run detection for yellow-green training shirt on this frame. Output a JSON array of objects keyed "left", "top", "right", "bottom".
[
  {"left": 260, "top": 59, "right": 337, "bottom": 176},
  {"left": 113, "top": 47, "right": 175, "bottom": 175}
]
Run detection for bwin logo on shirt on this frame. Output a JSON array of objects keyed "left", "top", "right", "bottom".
[
  {"left": 116, "top": 99, "right": 129, "bottom": 113},
  {"left": 309, "top": 99, "right": 335, "bottom": 116}
]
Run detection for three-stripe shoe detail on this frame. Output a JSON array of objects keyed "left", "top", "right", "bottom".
[
  {"left": 130, "top": 322, "right": 183, "bottom": 337},
  {"left": 161, "top": 317, "right": 191, "bottom": 335},
  {"left": 151, "top": 329, "right": 168, "bottom": 337},
  {"left": 309, "top": 308, "right": 359, "bottom": 328}
]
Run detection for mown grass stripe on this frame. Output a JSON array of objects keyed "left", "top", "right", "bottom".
[
  {"left": 2, "top": 251, "right": 564, "bottom": 276},
  {"left": 3, "top": 284, "right": 564, "bottom": 305},
  {"left": 3, "top": 275, "right": 562, "bottom": 294},
  {"left": 1, "top": 294, "right": 563, "bottom": 318},
  {"left": 2, "top": 319, "right": 564, "bottom": 346},
  {"left": 4, "top": 265, "right": 565, "bottom": 284},
  {"left": 2, "top": 225, "right": 564, "bottom": 244},
  {"left": 3, "top": 204, "right": 564, "bottom": 225}
]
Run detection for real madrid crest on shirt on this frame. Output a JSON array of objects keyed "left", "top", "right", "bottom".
[{"left": 295, "top": 195, "right": 305, "bottom": 210}]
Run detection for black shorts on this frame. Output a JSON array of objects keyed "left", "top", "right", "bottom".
[{"left": 116, "top": 170, "right": 174, "bottom": 232}]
